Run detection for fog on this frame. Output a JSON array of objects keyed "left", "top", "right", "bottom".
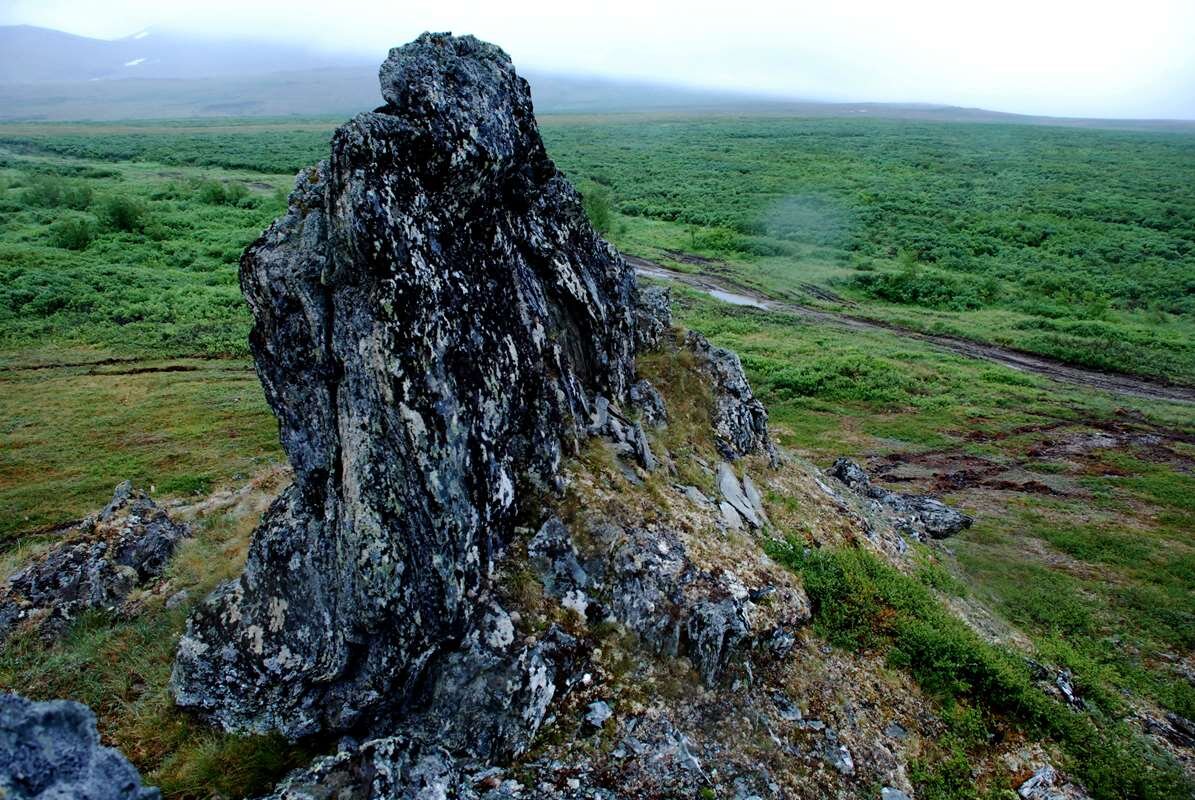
[{"left": 4, "top": 0, "right": 1194, "bottom": 119}]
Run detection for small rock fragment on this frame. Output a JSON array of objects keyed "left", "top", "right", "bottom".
[
  {"left": 0, "top": 692, "right": 159, "bottom": 800},
  {"left": 585, "top": 700, "right": 613, "bottom": 729}
]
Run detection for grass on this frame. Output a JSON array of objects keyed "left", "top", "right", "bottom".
[
  {"left": 0, "top": 354, "right": 280, "bottom": 544},
  {"left": 767, "top": 540, "right": 1193, "bottom": 799},
  {"left": 0, "top": 113, "right": 1192, "bottom": 797},
  {"left": 0, "top": 498, "right": 317, "bottom": 798}
]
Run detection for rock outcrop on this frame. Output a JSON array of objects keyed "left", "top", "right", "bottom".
[
  {"left": 829, "top": 458, "right": 973, "bottom": 539},
  {"left": 0, "top": 482, "right": 189, "bottom": 643},
  {"left": 171, "top": 32, "right": 638, "bottom": 738},
  {"left": 0, "top": 692, "right": 159, "bottom": 800},
  {"left": 686, "top": 331, "right": 774, "bottom": 461}
]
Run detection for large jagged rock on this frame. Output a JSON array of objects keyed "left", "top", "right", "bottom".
[
  {"left": 171, "top": 33, "right": 638, "bottom": 738},
  {"left": 0, "top": 692, "right": 159, "bottom": 800},
  {"left": 0, "top": 482, "right": 189, "bottom": 643}
]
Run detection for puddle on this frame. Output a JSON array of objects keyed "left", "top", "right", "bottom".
[
  {"left": 634, "top": 265, "right": 773, "bottom": 311},
  {"left": 708, "top": 289, "right": 771, "bottom": 310}
]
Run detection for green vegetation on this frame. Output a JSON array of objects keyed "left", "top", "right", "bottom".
[
  {"left": 0, "top": 112, "right": 1192, "bottom": 798},
  {"left": 768, "top": 541, "right": 1191, "bottom": 799},
  {"left": 539, "top": 116, "right": 1195, "bottom": 383},
  {"left": 0, "top": 153, "right": 287, "bottom": 358}
]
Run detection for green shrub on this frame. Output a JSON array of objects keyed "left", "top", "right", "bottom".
[
  {"left": 766, "top": 540, "right": 1193, "bottom": 800},
  {"left": 22, "top": 175, "right": 93, "bottom": 210},
  {"left": 49, "top": 216, "right": 97, "bottom": 250},
  {"left": 579, "top": 180, "right": 613, "bottom": 234},
  {"left": 98, "top": 195, "right": 147, "bottom": 232}
]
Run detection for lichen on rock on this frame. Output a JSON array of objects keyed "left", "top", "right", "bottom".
[
  {"left": 685, "top": 331, "right": 774, "bottom": 461},
  {"left": 0, "top": 692, "right": 159, "bottom": 800},
  {"left": 171, "top": 31, "right": 639, "bottom": 738},
  {"left": 0, "top": 481, "right": 190, "bottom": 644}
]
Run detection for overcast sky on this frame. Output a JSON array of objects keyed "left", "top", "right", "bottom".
[{"left": 4, "top": 0, "right": 1194, "bottom": 119}]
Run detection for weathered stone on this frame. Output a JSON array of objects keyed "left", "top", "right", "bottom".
[
  {"left": 828, "top": 458, "right": 972, "bottom": 539},
  {"left": 0, "top": 692, "right": 159, "bottom": 800},
  {"left": 171, "top": 32, "right": 637, "bottom": 738},
  {"left": 826, "top": 743, "right": 855, "bottom": 776},
  {"left": 717, "top": 462, "right": 766, "bottom": 529},
  {"left": 629, "top": 378, "right": 667, "bottom": 427},
  {"left": 591, "top": 523, "right": 763, "bottom": 686},
  {"left": 1017, "top": 764, "right": 1092, "bottom": 800},
  {"left": 634, "top": 285, "right": 672, "bottom": 352},
  {"left": 528, "top": 517, "right": 591, "bottom": 617},
  {"left": 0, "top": 482, "right": 189, "bottom": 643},
  {"left": 585, "top": 700, "right": 613, "bottom": 729},
  {"left": 685, "top": 331, "right": 773, "bottom": 461}
]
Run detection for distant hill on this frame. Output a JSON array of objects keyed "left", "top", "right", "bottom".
[
  {"left": 0, "top": 24, "right": 367, "bottom": 81},
  {"left": 2, "top": 25, "right": 1192, "bottom": 131}
]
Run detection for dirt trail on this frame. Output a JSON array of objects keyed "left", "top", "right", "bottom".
[{"left": 629, "top": 256, "right": 1195, "bottom": 405}]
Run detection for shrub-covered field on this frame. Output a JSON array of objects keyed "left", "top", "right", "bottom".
[
  {"left": 4, "top": 115, "right": 1192, "bottom": 382},
  {"left": 1, "top": 115, "right": 1193, "bottom": 798}
]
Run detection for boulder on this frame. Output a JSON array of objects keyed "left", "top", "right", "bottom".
[
  {"left": 0, "top": 482, "right": 189, "bottom": 643},
  {"left": 0, "top": 692, "right": 159, "bottom": 800},
  {"left": 629, "top": 378, "right": 668, "bottom": 427},
  {"left": 171, "top": 32, "right": 638, "bottom": 738}
]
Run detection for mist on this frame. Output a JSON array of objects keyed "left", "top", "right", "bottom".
[{"left": 2, "top": 0, "right": 1194, "bottom": 119}]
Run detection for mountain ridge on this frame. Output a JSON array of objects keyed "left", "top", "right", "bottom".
[{"left": 3, "top": 24, "right": 1193, "bottom": 130}]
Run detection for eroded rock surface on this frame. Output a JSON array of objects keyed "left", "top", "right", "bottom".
[
  {"left": 633, "top": 284, "right": 672, "bottom": 352},
  {"left": 0, "top": 482, "right": 189, "bottom": 643},
  {"left": 0, "top": 692, "right": 159, "bottom": 800},
  {"left": 171, "top": 33, "right": 638, "bottom": 738},
  {"left": 685, "top": 331, "right": 774, "bottom": 461},
  {"left": 829, "top": 458, "right": 973, "bottom": 539}
]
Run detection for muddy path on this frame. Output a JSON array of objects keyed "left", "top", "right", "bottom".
[{"left": 629, "top": 256, "right": 1195, "bottom": 405}]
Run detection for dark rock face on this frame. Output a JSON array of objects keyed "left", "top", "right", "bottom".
[
  {"left": 634, "top": 285, "right": 672, "bottom": 352},
  {"left": 0, "top": 482, "right": 189, "bottom": 643},
  {"left": 828, "top": 458, "right": 973, "bottom": 539},
  {"left": 533, "top": 518, "right": 807, "bottom": 688},
  {"left": 685, "top": 331, "right": 773, "bottom": 461},
  {"left": 0, "top": 692, "right": 159, "bottom": 800},
  {"left": 629, "top": 378, "right": 667, "bottom": 427},
  {"left": 171, "top": 32, "right": 637, "bottom": 738}
]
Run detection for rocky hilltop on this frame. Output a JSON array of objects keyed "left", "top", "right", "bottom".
[
  {"left": 171, "top": 33, "right": 640, "bottom": 738},
  {"left": 161, "top": 32, "right": 987, "bottom": 799},
  {"left": 3, "top": 32, "right": 1079, "bottom": 800}
]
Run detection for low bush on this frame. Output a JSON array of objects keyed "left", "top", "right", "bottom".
[
  {"left": 766, "top": 540, "right": 1193, "bottom": 800},
  {"left": 49, "top": 216, "right": 97, "bottom": 250},
  {"left": 22, "top": 174, "right": 93, "bottom": 210},
  {"left": 98, "top": 195, "right": 147, "bottom": 232},
  {"left": 579, "top": 180, "right": 613, "bottom": 234},
  {"left": 196, "top": 179, "right": 252, "bottom": 207}
]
